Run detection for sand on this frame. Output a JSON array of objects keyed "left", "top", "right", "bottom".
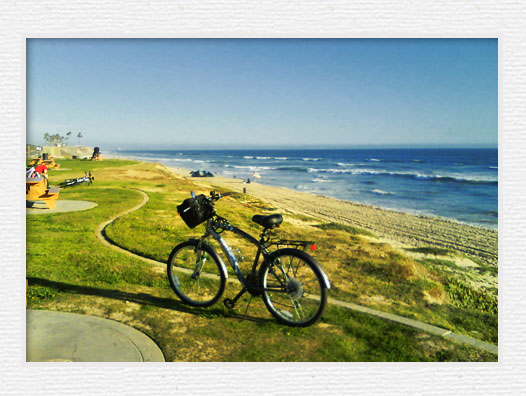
[{"left": 167, "top": 165, "right": 498, "bottom": 270}]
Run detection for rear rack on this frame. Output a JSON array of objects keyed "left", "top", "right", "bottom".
[{"left": 268, "top": 239, "right": 317, "bottom": 251}]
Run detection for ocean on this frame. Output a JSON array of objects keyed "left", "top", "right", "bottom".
[{"left": 110, "top": 148, "right": 498, "bottom": 230}]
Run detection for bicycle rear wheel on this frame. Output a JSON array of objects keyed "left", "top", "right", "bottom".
[
  {"left": 259, "top": 248, "right": 329, "bottom": 327},
  {"left": 167, "top": 240, "right": 226, "bottom": 307}
]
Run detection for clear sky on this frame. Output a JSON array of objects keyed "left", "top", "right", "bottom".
[{"left": 26, "top": 38, "right": 497, "bottom": 149}]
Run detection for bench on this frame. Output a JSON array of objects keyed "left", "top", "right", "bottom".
[
  {"left": 26, "top": 178, "right": 60, "bottom": 209},
  {"left": 28, "top": 158, "right": 43, "bottom": 166},
  {"left": 28, "top": 156, "right": 60, "bottom": 169},
  {"left": 42, "top": 158, "right": 61, "bottom": 169}
]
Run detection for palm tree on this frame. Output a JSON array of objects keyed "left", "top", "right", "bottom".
[
  {"left": 49, "top": 133, "right": 63, "bottom": 146},
  {"left": 77, "top": 132, "right": 83, "bottom": 145},
  {"left": 66, "top": 131, "right": 72, "bottom": 146},
  {"left": 43, "top": 133, "right": 50, "bottom": 145}
]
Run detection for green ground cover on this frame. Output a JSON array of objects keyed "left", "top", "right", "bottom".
[{"left": 25, "top": 159, "right": 497, "bottom": 361}]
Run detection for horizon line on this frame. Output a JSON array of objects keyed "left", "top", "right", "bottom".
[{"left": 110, "top": 144, "right": 498, "bottom": 151}]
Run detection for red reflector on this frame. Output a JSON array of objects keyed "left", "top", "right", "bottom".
[{"left": 310, "top": 244, "right": 317, "bottom": 251}]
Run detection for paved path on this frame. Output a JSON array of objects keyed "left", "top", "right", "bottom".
[
  {"left": 328, "top": 299, "right": 497, "bottom": 354},
  {"left": 98, "top": 188, "right": 497, "bottom": 355},
  {"left": 27, "top": 199, "right": 97, "bottom": 215},
  {"left": 26, "top": 310, "right": 164, "bottom": 362}
]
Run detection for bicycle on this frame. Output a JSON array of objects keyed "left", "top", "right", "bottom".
[{"left": 167, "top": 191, "right": 331, "bottom": 327}]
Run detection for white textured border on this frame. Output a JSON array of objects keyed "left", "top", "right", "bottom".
[{"left": 3, "top": 1, "right": 524, "bottom": 395}]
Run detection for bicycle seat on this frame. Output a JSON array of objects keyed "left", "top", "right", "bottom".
[{"left": 252, "top": 214, "right": 283, "bottom": 229}]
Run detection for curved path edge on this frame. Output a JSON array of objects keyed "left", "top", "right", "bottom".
[
  {"left": 27, "top": 309, "right": 165, "bottom": 362},
  {"left": 97, "top": 188, "right": 498, "bottom": 356}
]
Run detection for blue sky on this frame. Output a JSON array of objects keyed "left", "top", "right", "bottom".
[{"left": 26, "top": 38, "right": 497, "bottom": 149}]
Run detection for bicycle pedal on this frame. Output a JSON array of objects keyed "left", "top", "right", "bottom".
[{"left": 223, "top": 298, "right": 235, "bottom": 310}]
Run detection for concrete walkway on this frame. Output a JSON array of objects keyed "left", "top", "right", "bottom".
[
  {"left": 26, "top": 199, "right": 97, "bottom": 215},
  {"left": 26, "top": 310, "right": 164, "bottom": 362},
  {"left": 328, "top": 298, "right": 498, "bottom": 354}
]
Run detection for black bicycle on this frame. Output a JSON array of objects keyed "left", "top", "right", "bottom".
[
  {"left": 168, "top": 191, "right": 331, "bottom": 327},
  {"left": 59, "top": 171, "right": 94, "bottom": 188}
]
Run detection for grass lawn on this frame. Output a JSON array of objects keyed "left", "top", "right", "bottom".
[{"left": 26, "top": 158, "right": 497, "bottom": 361}]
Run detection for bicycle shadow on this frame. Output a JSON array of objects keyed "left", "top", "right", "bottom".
[{"left": 26, "top": 277, "right": 274, "bottom": 325}]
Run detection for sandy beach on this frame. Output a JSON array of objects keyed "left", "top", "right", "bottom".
[{"left": 167, "top": 165, "right": 498, "bottom": 270}]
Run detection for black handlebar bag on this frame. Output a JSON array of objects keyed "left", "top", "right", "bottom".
[{"left": 177, "top": 194, "right": 213, "bottom": 228}]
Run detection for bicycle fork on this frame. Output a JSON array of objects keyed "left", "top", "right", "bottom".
[{"left": 191, "top": 242, "right": 208, "bottom": 279}]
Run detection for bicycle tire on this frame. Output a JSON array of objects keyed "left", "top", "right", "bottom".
[
  {"left": 167, "top": 240, "right": 226, "bottom": 307},
  {"left": 259, "top": 248, "right": 329, "bottom": 327}
]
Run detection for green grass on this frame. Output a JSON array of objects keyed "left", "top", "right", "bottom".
[
  {"left": 417, "top": 257, "right": 461, "bottom": 271},
  {"left": 289, "top": 213, "right": 320, "bottom": 223},
  {"left": 54, "top": 158, "right": 139, "bottom": 169},
  {"left": 27, "top": 187, "right": 165, "bottom": 290},
  {"left": 26, "top": 158, "right": 497, "bottom": 361},
  {"left": 108, "top": 181, "right": 497, "bottom": 347}
]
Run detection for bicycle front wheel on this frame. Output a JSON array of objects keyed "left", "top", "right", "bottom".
[
  {"left": 259, "top": 248, "right": 329, "bottom": 327},
  {"left": 167, "top": 240, "right": 226, "bottom": 307}
]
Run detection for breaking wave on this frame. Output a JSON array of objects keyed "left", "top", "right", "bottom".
[
  {"left": 308, "top": 168, "right": 498, "bottom": 185},
  {"left": 275, "top": 166, "right": 310, "bottom": 172},
  {"left": 371, "top": 189, "right": 395, "bottom": 195},
  {"left": 244, "top": 155, "right": 290, "bottom": 160}
]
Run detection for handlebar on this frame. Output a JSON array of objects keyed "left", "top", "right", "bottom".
[{"left": 209, "top": 191, "right": 232, "bottom": 201}]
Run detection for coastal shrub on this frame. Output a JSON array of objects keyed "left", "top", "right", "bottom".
[
  {"left": 475, "top": 265, "right": 498, "bottom": 277},
  {"left": 314, "top": 222, "right": 376, "bottom": 238},
  {"left": 289, "top": 213, "right": 319, "bottom": 223},
  {"left": 427, "top": 286, "right": 445, "bottom": 300},
  {"left": 466, "top": 256, "right": 498, "bottom": 277},
  {"left": 411, "top": 278, "right": 440, "bottom": 292},
  {"left": 357, "top": 259, "right": 414, "bottom": 283},
  {"left": 446, "top": 277, "right": 498, "bottom": 314},
  {"left": 417, "top": 258, "right": 460, "bottom": 272}
]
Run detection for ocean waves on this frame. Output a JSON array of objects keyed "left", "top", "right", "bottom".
[
  {"left": 233, "top": 161, "right": 497, "bottom": 185},
  {"left": 114, "top": 148, "right": 497, "bottom": 230},
  {"left": 307, "top": 167, "right": 498, "bottom": 185},
  {"left": 243, "top": 155, "right": 289, "bottom": 160},
  {"left": 371, "top": 189, "right": 394, "bottom": 195}
]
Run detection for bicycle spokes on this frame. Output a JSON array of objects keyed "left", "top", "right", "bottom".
[
  {"left": 168, "top": 242, "right": 225, "bottom": 307},
  {"left": 262, "top": 252, "right": 327, "bottom": 326}
]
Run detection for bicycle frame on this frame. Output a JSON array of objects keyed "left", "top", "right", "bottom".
[{"left": 200, "top": 217, "right": 269, "bottom": 287}]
